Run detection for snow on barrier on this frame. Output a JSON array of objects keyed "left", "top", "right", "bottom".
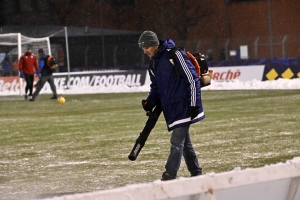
[{"left": 43, "top": 157, "right": 300, "bottom": 200}]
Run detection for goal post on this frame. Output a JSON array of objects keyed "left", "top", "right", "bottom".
[{"left": 0, "top": 33, "right": 51, "bottom": 95}]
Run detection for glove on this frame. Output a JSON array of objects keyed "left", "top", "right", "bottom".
[
  {"left": 189, "top": 106, "right": 199, "bottom": 120},
  {"left": 19, "top": 71, "right": 24, "bottom": 78},
  {"left": 141, "top": 99, "right": 154, "bottom": 112}
]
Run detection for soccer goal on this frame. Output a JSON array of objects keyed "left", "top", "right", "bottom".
[
  {"left": 0, "top": 33, "right": 51, "bottom": 67},
  {"left": 0, "top": 33, "right": 51, "bottom": 94}
]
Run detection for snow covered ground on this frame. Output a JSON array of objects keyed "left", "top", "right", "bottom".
[
  {"left": 1, "top": 78, "right": 299, "bottom": 96},
  {"left": 204, "top": 78, "right": 300, "bottom": 90},
  {"left": 56, "top": 78, "right": 300, "bottom": 95}
]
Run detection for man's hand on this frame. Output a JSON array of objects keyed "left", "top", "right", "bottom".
[
  {"left": 142, "top": 99, "right": 154, "bottom": 112},
  {"left": 189, "top": 106, "right": 199, "bottom": 120}
]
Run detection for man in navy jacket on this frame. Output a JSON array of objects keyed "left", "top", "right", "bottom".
[{"left": 138, "top": 31, "right": 205, "bottom": 180}]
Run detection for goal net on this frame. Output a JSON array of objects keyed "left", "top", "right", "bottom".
[
  {"left": 0, "top": 33, "right": 51, "bottom": 95},
  {"left": 0, "top": 33, "right": 51, "bottom": 76}
]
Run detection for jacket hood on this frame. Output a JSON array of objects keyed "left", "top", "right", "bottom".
[{"left": 154, "top": 39, "right": 176, "bottom": 59}]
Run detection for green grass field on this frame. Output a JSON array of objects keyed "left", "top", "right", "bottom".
[{"left": 0, "top": 90, "right": 299, "bottom": 199}]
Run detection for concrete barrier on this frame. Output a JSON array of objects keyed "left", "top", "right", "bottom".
[{"left": 43, "top": 157, "right": 300, "bottom": 200}]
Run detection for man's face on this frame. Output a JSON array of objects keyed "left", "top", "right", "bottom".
[
  {"left": 27, "top": 49, "right": 32, "bottom": 54},
  {"left": 141, "top": 46, "right": 159, "bottom": 58}
]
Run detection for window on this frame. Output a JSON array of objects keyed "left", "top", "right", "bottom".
[
  {"left": 3, "top": 1, "right": 17, "bottom": 14},
  {"left": 37, "top": 0, "right": 51, "bottom": 11},
  {"left": 109, "top": 0, "right": 136, "bottom": 6},
  {"left": 227, "top": 0, "right": 263, "bottom": 4},
  {"left": 20, "top": 0, "right": 34, "bottom": 12}
]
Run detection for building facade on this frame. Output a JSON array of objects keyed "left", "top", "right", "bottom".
[{"left": 0, "top": 0, "right": 299, "bottom": 62}]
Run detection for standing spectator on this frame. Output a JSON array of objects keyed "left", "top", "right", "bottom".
[
  {"left": 235, "top": 47, "right": 241, "bottom": 60},
  {"left": 30, "top": 49, "right": 58, "bottom": 101},
  {"left": 138, "top": 31, "right": 205, "bottom": 180},
  {"left": 219, "top": 48, "right": 226, "bottom": 61},
  {"left": 206, "top": 49, "right": 214, "bottom": 61},
  {"left": 1, "top": 57, "right": 11, "bottom": 76},
  {"left": 19, "top": 46, "right": 39, "bottom": 100},
  {"left": 12, "top": 60, "right": 20, "bottom": 76}
]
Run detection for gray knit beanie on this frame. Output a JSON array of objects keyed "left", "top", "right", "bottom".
[{"left": 138, "top": 31, "right": 159, "bottom": 48}]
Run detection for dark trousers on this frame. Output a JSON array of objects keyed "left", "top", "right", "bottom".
[
  {"left": 24, "top": 73, "right": 34, "bottom": 96},
  {"left": 33, "top": 75, "right": 57, "bottom": 97},
  {"left": 165, "top": 125, "right": 202, "bottom": 177}
]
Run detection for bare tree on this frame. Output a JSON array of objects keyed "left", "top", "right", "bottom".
[
  {"left": 104, "top": 3, "right": 139, "bottom": 30},
  {"left": 163, "top": 0, "right": 212, "bottom": 40},
  {"left": 53, "top": 0, "right": 102, "bottom": 28},
  {"left": 134, "top": 1, "right": 214, "bottom": 41},
  {"left": 52, "top": 0, "right": 215, "bottom": 41}
]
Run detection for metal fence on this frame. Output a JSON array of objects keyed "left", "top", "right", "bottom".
[
  {"left": 180, "top": 34, "right": 300, "bottom": 62},
  {"left": 1, "top": 34, "right": 300, "bottom": 76}
]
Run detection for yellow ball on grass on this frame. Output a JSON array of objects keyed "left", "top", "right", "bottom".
[{"left": 57, "top": 96, "right": 66, "bottom": 104}]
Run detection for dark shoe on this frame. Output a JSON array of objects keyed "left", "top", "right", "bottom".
[
  {"left": 29, "top": 96, "right": 35, "bottom": 101},
  {"left": 50, "top": 96, "right": 58, "bottom": 99},
  {"left": 161, "top": 171, "right": 176, "bottom": 181},
  {"left": 190, "top": 169, "right": 202, "bottom": 177},
  {"left": 24, "top": 95, "right": 28, "bottom": 100}
]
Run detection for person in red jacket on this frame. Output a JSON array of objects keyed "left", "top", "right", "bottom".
[{"left": 19, "top": 46, "right": 39, "bottom": 100}]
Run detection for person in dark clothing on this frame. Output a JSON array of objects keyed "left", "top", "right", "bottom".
[
  {"left": 30, "top": 49, "right": 58, "bottom": 101},
  {"left": 1, "top": 57, "right": 12, "bottom": 76},
  {"left": 219, "top": 48, "right": 226, "bottom": 61},
  {"left": 138, "top": 31, "right": 205, "bottom": 181},
  {"left": 207, "top": 49, "right": 214, "bottom": 61},
  {"left": 19, "top": 46, "right": 39, "bottom": 100}
]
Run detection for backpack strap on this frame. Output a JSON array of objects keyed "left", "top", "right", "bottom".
[
  {"left": 168, "top": 47, "right": 183, "bottom": 77},
  {"left": 186, "top": 51, "right": 201, "bottom": 77},
  {"left": 168, "top": 47, "right": 202, "bottom": 78},
  {"left": 149, "top": 59, "right": 155, "bottom": 77},
  {"left": 168, "top": 47, "right": 212, "bottom": 88}
]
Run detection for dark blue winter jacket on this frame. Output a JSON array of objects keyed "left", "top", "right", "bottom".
[
  {"left": 39, "top": 55, "right": 55, "bottom": 77},
  {"left": 146, "top": 39, "right": 205, "bottom": 131}
]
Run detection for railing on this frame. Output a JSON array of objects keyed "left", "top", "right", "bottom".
[
  {"left": 180, "top": 34, "right": 300, "bottom": 62},
  {"left": 1, "top": 34, "right": 300, "bottom": 75}
]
